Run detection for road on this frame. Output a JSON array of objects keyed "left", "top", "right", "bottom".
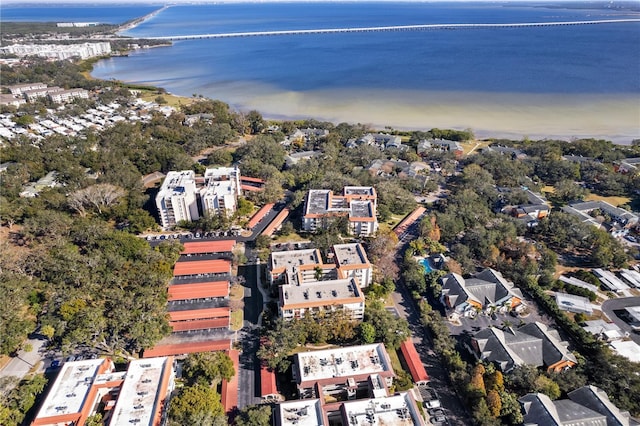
[
  {"left": 601, "top": 297, "right": 640, "bottom": 345},
  {"left": 0, "top": 335, "right": 47, "bottom": 384},
  {"left": 390, "top": 221, "right": 472, "bottom": 426}
]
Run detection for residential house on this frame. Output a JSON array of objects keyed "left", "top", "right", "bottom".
[
  {"left": 562, "top": 200, "right": 638, "bottom": 237},
  {"left": 347, "top": 133, "right": 403, "bottom": 150},
  {"left": 615, "top": 157, "right": 640, "bottom": 175},
  {"left": 469, "top": 322, "right": 577, "bottom": 372},
  {"left": 519, "top": 385, "right": 637, "bottom": 426},
  {"left": 417, "top": 139, "right": 464, "bottom": 158},
  {"left": 440, "top": 268, "right": 524, "bottom": 315}
]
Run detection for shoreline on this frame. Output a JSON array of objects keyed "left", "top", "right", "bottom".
[{"left": 116, "top": 5, "right": 169, "bottom": 34}]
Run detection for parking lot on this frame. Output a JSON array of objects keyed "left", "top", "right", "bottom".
[{"left": 445, "top": 295, "right": 556, "bottom": 337}]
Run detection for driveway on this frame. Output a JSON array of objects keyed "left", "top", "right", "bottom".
[
  {"left": 601, "top": 297, "right": 640, "bottom": 345},
  {"left": 0, "top": 335, "right": 47, "bottom": 382}
]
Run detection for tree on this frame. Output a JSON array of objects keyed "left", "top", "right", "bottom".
[
  {"left": 68, "top": 183, "right": 126, "bottom": 216},
  {"left": 534, "top": 375, "right": 561, "bottom": 400},
  {"left": 359, "top": 322, "right": 376, "bottom": 344},
  {"left": 235, "top": 404, "right": 272, "bottom": 426},
  {"left": 246, "top": 110, "right": 265, "bottom": 134},
  {"left": 486, "top": 389, "right": 502, "bottom": 418},
  {"left": 183, "top": 351, "right": 235, "bottom": 387},
  {"left": 168, "top": 384, "right": 225, "bottom": 426}
]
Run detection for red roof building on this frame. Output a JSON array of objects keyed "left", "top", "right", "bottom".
[
  {"left": 143, "top": 339, "right": 232, "bottom": 358},
  {"left": 394, "top": 206, "right": 426, "bottom": 237},
  {"left": 221, "top": 350, "right": 239, "bottom": 413},
  {"left": 168, "top": 281, "right": 230, "bottom": 301},
  {"left": 262, "top": 208, "right": 290, "bottom": 237},
  {"left": 173, "top": 259, "right": 231, "bottom": 276},
  {"left": 247, "top": 203, "right": 274, "bottom": 229},
  {"left": 260, "top": 364, "right": 280, "bottom": 402},
  {"left": 400, "top": 339, "right": 430, "bottom": 385},
  {"left": 181, "top": 240, "right": 235, "bottom": 255},
  {"left": 168, "top": 307, "right": 230, "bottom": 322}
]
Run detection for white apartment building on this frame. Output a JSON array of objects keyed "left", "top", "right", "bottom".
[
  {"left": 6, "top": 82, "right": 47, "bottom": 95},
  {"left": 279, "top": 277, "right": 365, "bottom": 321},
  {"left": 156, "top": 171, "right": 199, "bottom": 229},
  {"left": 332, "top": 243, "right": 373, "bottom": 288},
  {"left": 0, "top": 42, "right": 111, "bottom": 60},
  {"left": 200, "top": 166, "right": 241, "bottom": 217},
  {"left": 48, "top": 88, "right": 89, "bottom": 104},
  {"left": 303, "top": 186, "right": 378, "bottom": 237}
]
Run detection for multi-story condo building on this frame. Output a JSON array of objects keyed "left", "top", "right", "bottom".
[
  {"left": 303, "top": 186, "right": 378, "bottom": 237},
  {"left": 279, "top": 277, "right": 365, "bottom": 321},
  {"left": 0, "top": 42, "right": 111, "bottom": 60},
  {"left": 269, "top": 243, "right": 372, "bottom": 288},
  {"left": 48, "top": 88, "right": 89, "bottom": 104},
  {"left": 200, "top": 166, "right": 241, "bottom": 217},
  {"left": 155, "top": 170, "right": 199, "bottom": 229},
  {"left": 31, "top": 357, "right": 174, "bottom": 426},
  {"left": 6, "top": 82, "right": 47, "bottom": 95}
]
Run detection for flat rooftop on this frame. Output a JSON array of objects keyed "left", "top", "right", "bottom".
[
  {"left": 34, "top": 359, "right": 110, "bottom": 421},
  {"left": 109, "top": 357, "right": 173, "bottom": 426},
  {"left": 306, "top": 190, "right": 331, "bottom": 215},
  {"left": 276, "top": 399, "right": 325, "bottom": 426},
  {"left": 344, "top": 186, "right": 375, "bottom": 196},
  {"left": 271, "top": 248, "right": 322, "bottom": 272},
  {"left": 340, "top": 393, "right": 424, "bottom": 426},
  {"left": 281, "top": 278, "right": 362, "bottom": 308},
  {"left": 295, "top": 343, "right": 392, "bottom": 385},
  {"left": 333, "top": 243, "right": 370, "bottom": 267},
  {"left": 350, "top": 200, "right": 374, "bottom": 219}
]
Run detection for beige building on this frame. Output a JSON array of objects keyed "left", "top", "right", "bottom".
[
  {"left": 155, "top": 170, "right": 200, "bottom": 229},
  {"left": 279, "top": 277, "right": 365, "bottom": 321}
]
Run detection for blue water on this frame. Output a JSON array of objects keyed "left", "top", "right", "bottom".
[
  {"left": 420, "top": 259, "right": 433, "bottom": 274},
  {"left": 0, "top": 4, "right": 160, "bottom": 24},
  {"left": 7, "top": 2, "right": 640, "bottom": 139}
]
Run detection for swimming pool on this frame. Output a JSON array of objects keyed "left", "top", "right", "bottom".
[{"left": 419, "top": 258, "right": 433, "bottom": 274}]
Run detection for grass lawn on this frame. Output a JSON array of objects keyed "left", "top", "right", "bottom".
[
  {"left": 140, "top": 92, "right": 194, "bottom": 108},
  {"left": 230, "top": 310, "right": 243, "bottom": 331},
  {"left": 273, "top": 232, "right": 308, "bottom": 243},
  {"left": 584, "top": 193, "right": 631, "bottom": 207},
  {"left": 387, "top": 348, "right": 407, "bottom": 378},
  {"left": 461, "top": 140, "right": 490, "bottom": 156},
  {"left": 229, "top": 284, "right": 244, "bottom": 300}
]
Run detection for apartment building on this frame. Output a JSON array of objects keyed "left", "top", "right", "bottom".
[
  {"left": 332, "top": 243, "right": 373, "bottom": 288},
  {"left": 279, "top": 277, "right": 365, "bottom": 321},
  {"left": 0, "top": 42, "right": 111, "bottom": 60},
  {"left": 303, "top": 186, "right": 378, "bottom": 237},
  {"left": 269, "top": 243, "right": 372, "bottom": 288},
  {"left": 155, "top": 167, "right": 243, "bottom": 229},
  {"left": 200, "top": 166, "right": 241, "bottom": 217},
  {"left": 155, "top": 170, "right": 199, "bottom": 229},
  {"left": 32, "top": 357, "right": 174, "bottom": 426},
  {"left": 48, "top": 88, "right": 89, "bottom": 104}
]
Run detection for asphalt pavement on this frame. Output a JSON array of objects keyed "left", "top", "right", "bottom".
[
  {"left": 601, "top": 297, "right": 640, "bottom": 345},
  {"left": 0, "top": 335, "right": 47, "bottom": 383}
]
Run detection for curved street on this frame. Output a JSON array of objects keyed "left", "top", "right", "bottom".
[{"left": 601, "top": 297, "right": 640, "bottom": 345}]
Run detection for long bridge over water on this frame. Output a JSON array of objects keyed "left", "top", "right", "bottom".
[{"left": 145, "top": 19, "right": 640, "bottom": 41}]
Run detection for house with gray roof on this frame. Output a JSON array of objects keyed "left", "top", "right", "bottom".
[
  {"left": 440, "top": 268, "right": 524, "bottom": 315},
  {"left": 520, "top": 385, "right": 638, "bottom": 426},
  {"left": 562, "top": 200, "right": 638, "bottom": 237},
  {"left": 417, "top": 139, "right": 464, "bottom": 158},
  {"left": 348, "top": 133, "right": 403, "bottom": 150},
  {"left": 616, "top": 157, "right": 640, "bottom": 175},
  {"left": 469, "top": 322, "right": 577, "bottom": 372}
]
